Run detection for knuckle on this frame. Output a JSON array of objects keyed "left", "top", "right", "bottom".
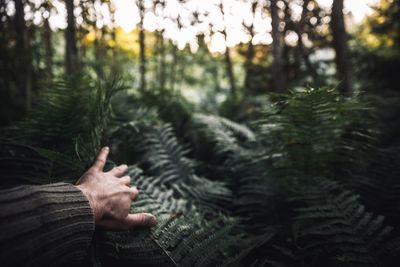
[
  {"left": 130, "top": 188, "right": 139, "bottom": 199},
  {"left": 116, "top": 164, "right": 127, "bottom": 171},
  {"left": 97, "top": 158, "right": 106, "bottom": 164},
  {"left": 138, "top": 214, "right": 146, "bottom": 224}
]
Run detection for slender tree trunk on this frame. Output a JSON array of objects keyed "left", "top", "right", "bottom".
[
  {"left": 244, "top": 2, "right": 256, "bottom": 94},
  {"left": 244, "top": 40, "right": 254, "bottom": 91},
  {"left": 330, "top": 0, "right": 351, "bottom": 94},
  {"left": 294, "top": 0, "right": 318, "bottom": 82},
  {"left": 224, "top": 45, "right": 236, "bottom": 94},
  {"left": 219, "top": 3, "right": 236, "bottom": 94},
  {"left": 158, "top": 30, "right": 166, "bottom": 90},
  {"left": 169, "top": 42, "right": 178, "bottom": 91},
  {"left": 169, "top": 16, "right": 182, "bottom": 91},
  {"left": 109, "top": 1, "right": 117, "bottom": 72},
  {"left": 138, "top": 0, "right": 146, "bottom": 91},
  {"left": 43, "top": 16, "right": 53, "bottom": 75},
  {"left": 65, "top": 0, "right": 79, "bottom": 75},
  {"left": 270, "top": 0, "right": 287, "bottom": 92},
  {"left": 14, "top": 0, "right": 31, "bottom": 113}
]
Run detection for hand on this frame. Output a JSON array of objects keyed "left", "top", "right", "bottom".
[{"left": 76, "top": 147, "right": 157, "bottom": 230}]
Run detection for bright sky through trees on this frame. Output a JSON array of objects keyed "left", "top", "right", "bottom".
[
  {"left": 11, "top": 0, "right": 379, "bottom": 52},
  {"left": 117, "top": 0, "right": 379, "bottom": 52}
]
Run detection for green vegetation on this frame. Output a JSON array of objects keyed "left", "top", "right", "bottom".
[
  {"left": 1, "top": 76, "right": 399, "bottom": 266},
  {"left": 1, "top": 0, "right": 400, "bottom": 266}
]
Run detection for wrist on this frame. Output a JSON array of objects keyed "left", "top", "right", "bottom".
[{"left": 76, "top": 185, "right": 102, "bottom": 223}]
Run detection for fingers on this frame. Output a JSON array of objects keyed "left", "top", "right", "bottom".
[
  {"left": 91, "top": 147, "right": 109, "bottom": 171},
  {"left": 119, "top": 175, "right": 131, "bottom": 186},
  {"left": 130, "top": 186, "right": 139, "bottom": 200},
  {"left": 125, "top": 213, "right": 157, "bottom": 228},
  {"left": 108, "top": 164, "right": 128, "bottom": 177},
  {"left": 98, "top": 213, "right": 157, "bottom": 231}
]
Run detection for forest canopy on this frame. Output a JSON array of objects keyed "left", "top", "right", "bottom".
[{"left": 0, "top": 0, "right": 400, "bottom": 266}]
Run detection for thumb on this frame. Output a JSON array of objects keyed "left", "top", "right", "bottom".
[
  {"left": 98, "top": 213, "right": 157, "bottom": 231},
  {"left": 125, "top": 213, "right": 157, "bottom": 228}
]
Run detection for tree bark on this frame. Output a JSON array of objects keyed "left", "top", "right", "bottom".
[
  {"left": 158, "top": 30, "right": 166, "bottom": 90},
  {"left": 138, "top": 0, "right": 146, "bottom": 91},
  {"left": 65, "top": 0, "right": 79, "bottom": 75},
  {"left": 169, "top": 16, "right": 182, "bottom": 91},
  {"left": 270, "top": 0, "right": 287, "bottom": 92},
  {"left": 170, "top": 42, "right": 178, "bottom": 91},
  {"left": 14, "top": 0, "right": 31, "bottom": 113},
  {"left": 244, "top": 2, "right": 256, "bottom": 93},
  {"left": 244, "top": 40, "right": 255, "bottom": 91},
  {"left": 219, "top": 3, "right": 236, "bottom": 94},
  {"left": 43, "top": 16, "right": 53, "bottom": 75},
  {"left": 294, "top": 0, "right": 318, "bottom": 82},
  {"left": 224, "top": 45, "right": 236, "bottom": 94},
  {"left": 330, "top": 0, "right": 352, "bottom": 94}
]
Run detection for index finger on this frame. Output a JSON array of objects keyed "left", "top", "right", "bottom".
[{"left": 90, "top": 147, "right": 109, "bottom": 171}]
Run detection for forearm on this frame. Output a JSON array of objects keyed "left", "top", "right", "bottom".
[{"left": 0, "top": 183, "right": 95, "bottom": 266}]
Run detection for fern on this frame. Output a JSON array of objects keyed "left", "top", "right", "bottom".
[
  {"left": 137, "top": 123, "right": 232, "bottom": 211},
  {"left": 99, "top": 168, "right": 241, "bottom": 267},
  {"left": 352, "top": 146, "right": 400, "bottom": 226},
  {"left": 4, "top": 75, "right": 124, "bottom": 165},
  {"left": 291, "top": 179, "right": 396, "bottom": 266},
  {"left": 190, "top": 113, "right": 255, "bottom": 158},
  {"left": 2, "top": 75, "right": 400, "bottom": 267},
  {"left": 256, "top": 88, "right": 376, "bottom": 189}
]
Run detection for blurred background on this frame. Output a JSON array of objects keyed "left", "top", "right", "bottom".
[
  {"left": 1, "top": 0, "right": 399, "bottom": 124},
  {"left": 1, "top": 1, "right": 400, "bottom": 265}
]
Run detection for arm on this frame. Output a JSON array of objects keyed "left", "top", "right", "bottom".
[
  {"left": 0, "top": 147, "right": 156, "bottom": 266},
  {"left": 0, "top": 183, "right": 94, "bottom": 266}
]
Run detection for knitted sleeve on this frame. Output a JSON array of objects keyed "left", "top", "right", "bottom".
[{"left": 0, "top": 183, "right": 95, "bottom": 266}]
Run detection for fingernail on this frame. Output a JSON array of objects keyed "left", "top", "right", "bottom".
[
  {"left": 146, "top": 214, "right": 157, "bottom": 226},
  {"left": 103, "top": 146, "right": 109, "bottom": 151},
  {"left": 122, "top": 164, "right": 128, "bottom": 168}
]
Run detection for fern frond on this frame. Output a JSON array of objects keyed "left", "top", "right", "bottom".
[
  {"left": 256, "top": 88, "right": 376, "bottom": 189},
  {"left": 5, "top": 75, "right": 124, "bottom": 165},
  {"left": 351, "top": 146, "right": 400, "bottom": 226},
  {"left": 100, "top": 172, "right": 240, "bottom": 267},
  {"left": 292, "top": 179, "right": 394, "bottom": 266},
  {"left": 190, "top": 113, "right": 255, "bottom": 157},
  {"left": 0, "top": 141, "right": 86, "bottom": 186},
  {"left": 138, "top": 123, "right": 232, "bottom": 211}
]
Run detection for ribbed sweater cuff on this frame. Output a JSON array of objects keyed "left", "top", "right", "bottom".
[{"left": 0, "top": 183, "right": 95, "bottom": 266}]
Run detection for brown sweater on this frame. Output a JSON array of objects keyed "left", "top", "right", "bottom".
[{"left": 0, "top": 183, "right": 95, "bottom": 266}]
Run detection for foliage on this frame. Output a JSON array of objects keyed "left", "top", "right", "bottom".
[
  {"left": 256, "top": 88, "right": 376, "bottom": 190},
  {"left": 1, "top": 75, "right": 400, "bottom": 266}
]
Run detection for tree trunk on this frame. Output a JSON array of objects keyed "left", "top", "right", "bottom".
[
  {"left": 169, "top": 16, "right": 183, "bottom": 91},
  {"left": 138, "top": 0, "right": 146, "bottom": 91},
  {"left": 330, "top": 0, "right": 352, "bottom": 94},
  {"left": 244, "top": 2, "right": 256, "bottom": 93},
  {"left": 295, "top": 0, "right": 318, "bottom": 83},
  {"left": 219, "top": 3, "right": 236, "bottom": 94},
  {"left": 43, "top": 16, "right": 53, "bottom": 75},
  {"left": 244, "top": 40, "right": 254, "bottom": 91},
  {"left": 224, "top": 45, "right": 236, "bottom": 94},
  {"left": 14, "top": 0, "right": 31, "bottom": 114},
  {"left": 158, "top": 30, "right": 166, "bottom": 90},
  {"left": 270, "top": 0, "right": 287, "bottom": 92},
  {"left": 109, "top": 1, "right": 117, "bottom": 72},
  {"left": 169, "top": 42, "right": 178, "bottom": 91},
  {"left": 65, "top": 0, "right": 78, "bottom": 75}
]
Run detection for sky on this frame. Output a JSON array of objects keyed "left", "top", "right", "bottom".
[
  {"left": 111, "top": 0, "right": 380, "bottom": 52},
  {"left": 13, "top": 0, "right": 379, "bottom": 52}
]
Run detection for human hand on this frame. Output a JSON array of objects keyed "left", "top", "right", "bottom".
[{"left": 76, "top": 147, "right": 157, "bottom": 230}]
